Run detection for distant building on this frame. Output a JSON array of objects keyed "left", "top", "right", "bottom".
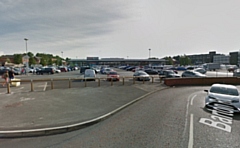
[
  {"left": 69, "top": 57, "right": 166, "bottom": 67},
  {"left": 213, "top": 54, "right": 229, "bottom": 64},
  {"left": 187, "top": 51, "right": 220, "bottom": 65},
  {"left": 229, "top": 52, "right": 240, "bottom": 65}
]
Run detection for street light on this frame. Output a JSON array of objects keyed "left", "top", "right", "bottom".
[
  {"left": 24, "top": 38, "right": 29, "bottom": 74},
  {"left": 149, "top": 48, "right": 151, "bottom": 59},
  {"left": 24, "top": 38, "right": 28, "bottom": 54},
  {"left": 61, "top": 51, "right": 63, "bottom": 66}
]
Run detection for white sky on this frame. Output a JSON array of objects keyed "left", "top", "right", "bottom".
[{"left": 1, "top": 0, "right": 240, "bottom": 59}]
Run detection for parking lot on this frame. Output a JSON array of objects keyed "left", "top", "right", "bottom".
[{"left": 0, "top": 68, "right": 162, "bottom": 94}]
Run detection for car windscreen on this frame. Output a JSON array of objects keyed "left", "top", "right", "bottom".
[
  {"left": 139, "top": 72, "right": 147, "bottom": 76},
  {"left": 210, "top": 86, "right": 239, "bottom": 96}
]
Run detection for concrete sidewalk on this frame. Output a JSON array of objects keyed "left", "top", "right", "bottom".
[{"left": 0, "top": 84, "right": 167, "bottom": 138}]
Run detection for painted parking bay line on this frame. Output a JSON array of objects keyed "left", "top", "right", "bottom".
[{"left": 188, "top": 114, "right": 194, "bottom": 148}]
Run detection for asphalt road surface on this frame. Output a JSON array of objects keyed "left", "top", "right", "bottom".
[{"left": 1, "top": 86, "right": 240, "bottom": 148}]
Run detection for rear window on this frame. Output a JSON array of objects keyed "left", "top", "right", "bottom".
[{"left": 109, "top": 72, "right": 117, "bottom": 75}]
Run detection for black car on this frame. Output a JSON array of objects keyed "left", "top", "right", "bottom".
[
  {"left": 36, "top": 68, "right": 55, "bottom": 75},
  {"left": 144, "top": 69, "right": 158, "bottom": 75},
  {"left": 125, "top": 66, "right": 135, "bottom": 71},
  {"left": 80, "top": 66, "right": 90, "bottom": 74}
]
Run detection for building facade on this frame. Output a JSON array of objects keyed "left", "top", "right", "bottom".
[{"left": 69, "top": 57, "right": 166, "bottom": 67}]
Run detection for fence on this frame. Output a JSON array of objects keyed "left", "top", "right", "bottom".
[{"left": 1, "top": 76, "right": 165, "bottom": 94}]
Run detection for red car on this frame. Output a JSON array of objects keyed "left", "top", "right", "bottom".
[
  {"left": 107, "top": 71, "right": 120, "bottom": 81},
  {"left": 60, "top": 67, "right": 68, "bottom": 72}
]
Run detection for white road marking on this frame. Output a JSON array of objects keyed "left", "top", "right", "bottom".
[
  {"left": 20, "top": 97, "right": 35, "bottom": 102},
  {"left": 182, "top": 94, "right": 192, "bottom": 144},
  {"left": 188, "top": 114, "right": 194, "bottom": 148},
  {"left": 43, "top": 82, "right": 48, "bottom": 91},
  {"left": 190, "top": 95, "right": 197, "bottom": 105}
]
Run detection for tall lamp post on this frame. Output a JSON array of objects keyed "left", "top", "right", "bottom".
[
  {"left": 24, "top": 38, "right": 28, "bottom": 53},
  {"left": 24, "top": 38, "right": 29, "bottom": 74},
  {"left": 149, "top": 48, "right": 151, "bottom": 59},
  {"left": 61, "top": 51, "right": 63, "bottom": 66}
]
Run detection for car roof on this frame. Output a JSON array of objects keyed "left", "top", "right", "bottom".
[{"left": 211, "top": 84, "right": 237, "bottom": 89}]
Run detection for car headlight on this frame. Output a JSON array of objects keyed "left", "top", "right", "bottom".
[
  {"left": 207, "top": 96, "right": 216, "bottom": 102},
  {"left": 232, "top": 100, "right": 239, "bottom": 103}
]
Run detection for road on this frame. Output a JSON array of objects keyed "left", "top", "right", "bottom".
[{"left": 1, "top": 86, "right": 240, "bottom": 147}]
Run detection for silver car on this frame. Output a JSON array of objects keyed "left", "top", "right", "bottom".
[
  {"left": 233, "top": 69, "right": 240, "bottom": 77},
  {"left": 133, "top": 71, "right": 150, "bottom": 81},
  {"left": 205, "top": 84, "right": 240, "bottom": 113},
  {"left": 182, "top": 70, "right": 206, "bottom": 77}
]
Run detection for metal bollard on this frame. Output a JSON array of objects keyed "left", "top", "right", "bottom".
[
  {"left": 133, "top": 77, "right": 135, "bottom": 84},
  {"left": 85, "top": 79, "right": 87, "bottom": 87},
  {"left": 111, "top": 77, "right": 113, "bottom": 86},
  {"left": 7, "top": 82, "right": 10, "bottom": 94},
  {"left": 31, "top": 79, "right": 34, "bottom": 92},
  {"left": 159, "top": 76, "right": 162, "bottom": 83},
  {"left": 152, "top": 77, "right": 154, "bottom": 83},
  {"left": 122, "top": 77, "right": 125, "bottom": 85},
  {"left": 98, "top": 78, "right": 100, "bottom": 87}
]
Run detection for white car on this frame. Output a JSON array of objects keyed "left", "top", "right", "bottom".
[
  {"left": 84, "top": 69, "right": 96, "bottom": 81},
  {"left": 205, "top": 84, "right": 240, "bottom": 113}
]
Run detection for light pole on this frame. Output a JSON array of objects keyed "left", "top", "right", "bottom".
[
  {"left": 149, "top": 48, "right": 151, "bottom": 59},
  {"left": 24, "top": 38, "right": 29, "bottom": 74},
  {"left": 61, "top": 51, "right": 63, "bottom": 66},
  {"left": 24, "top": 38, "right": 28, "bottom": 54}
]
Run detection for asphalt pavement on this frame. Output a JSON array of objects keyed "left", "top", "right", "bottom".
[{"left": 0, "top": 83, "right": 167, "bottom": 138}]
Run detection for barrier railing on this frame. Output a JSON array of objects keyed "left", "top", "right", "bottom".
[{"left": 1, "top": 76, "right": 164, "bottom": 94}]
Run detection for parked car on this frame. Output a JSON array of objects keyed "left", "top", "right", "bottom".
[
  {"left": 194, "top": 68, "right": 207, "bottom": 74},
  {"left": 107, "top": 71, "right": 120, "bottom": 81},
  {"left": 101, "top": 68, "right": 113, "bottom": 74},
  {"left": 176, "top": 67, "right": 187, "bottom": 71},
  {"left": 144, "top": 69, "right": 158, "bottom": 75},
  {"left": 0, "top": 68, "right": 9, "bottom": 75},
  {"left": 13, "top": 68, "right": 21, "bottom": 75},
  {"left": 233, "top": 69, "right": 240, "bottom": 77},
  {"left": 181, "top": 70, "right": 206, "bottom": 77},
  {"left": 204, "top": 84, "right": 240, "bottom": 113},
  {"left": 228, "top": 66, "right": 238, "bottom": 72},
  {"left": 80, "top": 66, "right": 90, "bottom": 73},
  {"left": 159, "top": 70, "right": 180, "bottom": 78},
  {"left": 84, "top": 69, "right": 96, "bottom": 81},
  {"left": 133, "top": 71, "right": 150, "bottom": 81},
  {"left": 52, "top": 67, "right": 61, "bottom": 73},
  {"left": 36, "top": 67, "right": 55, "bottom": 75},
  {"left": 126, "top": 66, "right": 136, "bottom": 71},
  {"left": 60, "top": 67, "right": 68, "bottom": 72}
]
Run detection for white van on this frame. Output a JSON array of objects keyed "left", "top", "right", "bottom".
[{"left": 84, "top": 69, "right": 96, "bottom": 81}]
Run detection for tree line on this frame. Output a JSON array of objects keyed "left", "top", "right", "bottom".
[
  {"left": 13, "top": 52, "right": 70, "bottom": 67},
  {"left": 164, "top": 55, "right": 191, "bottom": 66}
]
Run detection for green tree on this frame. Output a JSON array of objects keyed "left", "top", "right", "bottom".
[
  {"left": 6, "top": 58, "right": 11, "bottom": 63},
  {"left": 29, "top": 57, "right": 36, "bottom": 66},
  {"left": 164, "top": 56, "right": 173, "bottom": 65},
  {"left": 40, "top": 57, "right": 47, "bottom": 66},
  {"left": 27, "top": 52, "right": 34, "bottom": 58},
  {"left": 13, "top": 54, "right": 23, "bottom": 64},
  {"left": 179, "top": 55, "right": 191, "bottom": 66},
  {"left": 48, "top": 58, "right": 53, "bottom": 65}
]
